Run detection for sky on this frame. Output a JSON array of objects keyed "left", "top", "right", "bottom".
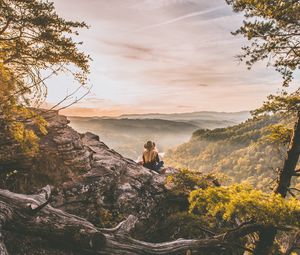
[{"left": 46, "top": 0, "right": 288, "bottom": 117}]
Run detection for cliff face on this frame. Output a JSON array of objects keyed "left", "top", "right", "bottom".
[
  {"left": 52, "top": 131, "right": 167, "bottom": 227},
  {"left": 0, "top": 110, "right": 169, "bottom": 237},
  {"left": 0, "top": 110, "right": 83, "bottom": 191}
]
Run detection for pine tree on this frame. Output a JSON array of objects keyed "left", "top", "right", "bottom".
[{"left": 226, "top": 0, "right": 300, "bottom": 253}]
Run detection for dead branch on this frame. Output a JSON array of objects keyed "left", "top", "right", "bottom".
[
  {"left": 0, "top": 186, "right": 267, "bottom": 255},
  {"left": 0, "top": 187, "right": 106, "bottom": 253},
  {"left": 54, "top": 86, "right": 92, "bottom": 112}
]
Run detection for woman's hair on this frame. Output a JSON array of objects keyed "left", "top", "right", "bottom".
[{"left": 144, "top": 140, "right": 155, "bottom": 151}]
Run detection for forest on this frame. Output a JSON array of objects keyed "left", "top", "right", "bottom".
[
  {"left": 165, "top": 115, "right": 298, "bottom": 189},
  {"left": 0, "top": 0, "right": 300, "bottom": 255}
]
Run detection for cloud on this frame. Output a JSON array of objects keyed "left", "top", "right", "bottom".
[
  {"left": 177, "top": 105, "right": 194, "bottom": 109},
  {"left": 130, "top": 0, "right": 219, "bottom": 11},
  {"left": 82, "top": 97, "right": 106, "bottom": 105},
  {"left": 102, "top": 40, "right": 154, "bottom": 54},
  {"left": 136, "top": 6, "right": 226, "bottom": 31},
  {"left": 47, "top": 0, "right": 282, "bottom": 116},
  {"left": 99, "top": 39, "right": 182, "bottom": 64},
  {"left": 60, "top": 107, "right": 124, "bottom": 117}
]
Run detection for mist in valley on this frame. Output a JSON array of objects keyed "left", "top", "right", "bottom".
[{"left": 68, "top": 111, "right": 250, "bottom": 160}]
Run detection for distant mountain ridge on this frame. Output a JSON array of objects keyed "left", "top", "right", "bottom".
[
  {"left": 68, "top": 117, "right": 198, "bottom": 131},
  {"left": 69, "top": 111, "right": 250, "bottom": 129},
  {"left": 68, "top": 111, "right": 251, "bottom": 159},
  {"left": 119, "top": 110, "right": 250, "bottom": 122}
]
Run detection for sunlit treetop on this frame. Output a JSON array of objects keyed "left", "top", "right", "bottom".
[
  {"left": 189, "top": 183, "right": 300, "bottom": 227},
  {"left": 252, "top": 89, "right": 300, "bottom": 117}
]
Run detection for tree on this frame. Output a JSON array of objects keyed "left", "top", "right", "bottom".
[
  {"left": 0, "top": 0, "right": 90, "bottom": 92},
  {"left": 253, "top": 90, "right": 300, "bottom": 197},
  {"left": 0, "top": 64, "right": 47, "bottom": 155},
  {"left": 0, "top": 0, "right": 90, "bottom": 153},
  {"left": 225, "top": 0, "right": 300, "bottom": 253},
  {"left": 0, "top": 185, "right": 257, "bottom": 255},
  {"left": 226, "top": 0, "right": 300, "bottom": 86}
]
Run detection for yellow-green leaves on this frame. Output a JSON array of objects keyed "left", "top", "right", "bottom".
[
  {"left": 252, "top": 91, "right": 300, "bottom": 116},
  {"left": 167, "top": 169, "right": 216, "bottom": 195},
  {"left": 8, "top": 122, "right": 39, "bottom": 156},
  {"left": 264, "top": 124, "right": 292, "bottom": 144},
  {"left": 189, "top": 184, "right": 300, "bottom": 227},
  {"left": 0, "top": 64, "right": 48, "bottom": 156},
  {"left": 0, "top": 0, "right": 89, "bottom": 156}
]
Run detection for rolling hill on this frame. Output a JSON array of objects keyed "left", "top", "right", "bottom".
[
  {"left": 164, "top": 115, "right": 296, "bottom": 189},
  {"left": 68, "top": 111, "right": 250, "bottom": 160}
]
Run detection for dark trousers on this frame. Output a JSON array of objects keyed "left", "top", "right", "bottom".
[
  {"left": 144, "top": 161, "right": 164, "bottom": 172},
  {"left": 154, "top": 161, "right": 164, "bottom": 172}
]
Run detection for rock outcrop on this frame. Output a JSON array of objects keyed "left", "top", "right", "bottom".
[
  {"left": 0, "top": 110, "right": 170, "bottom": 236},
  {"left": 52, "top": 131, "right": 167, "bottom": 228},
  {"left": 0, "top": 110, "right": 232, "bottom": 255}
]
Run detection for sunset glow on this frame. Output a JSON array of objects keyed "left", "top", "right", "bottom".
[{"left": 47, "top": 0, "right": 288, "bottom": 116}]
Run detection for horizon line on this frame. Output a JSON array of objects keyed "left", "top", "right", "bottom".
[{"left": 63, "top": 109, "right": 251, "bottom": 118}]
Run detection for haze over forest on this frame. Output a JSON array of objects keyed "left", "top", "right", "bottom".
[{"left": 68, "top": 111, "right": 250, "bottom": 159}]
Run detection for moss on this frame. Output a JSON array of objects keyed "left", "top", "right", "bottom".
[{"left": 97, "top": 209, "right": 125, "bottom": 228}]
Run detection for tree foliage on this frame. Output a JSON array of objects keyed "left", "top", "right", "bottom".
[
  {"left": 0, "top": 63, "right": 47, "bottom": 154},
  {"left": 226, "top": 0, "right": 300, "bottom": 86},
  {"left": 166, "top": 168, "right": 223, "bottom": 195},
  {"left": 165, "top": 115, "right": 291, "bottom": 189},
  {"left": 0, "top": 0, "right": 90, "bottom": 96},
  {"left": 252, "top": 89, "right": 300, "bottom": 123},
  {"left": 189, "top": 184, "right": 300, "bottom": 227},
  {"left": 265, "top": 123, "right": 292, "bottom": 145},
  {"left": 0, "top": 0, "right": 90, "bottom": 153}
]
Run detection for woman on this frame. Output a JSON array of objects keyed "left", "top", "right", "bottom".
[{"left": 142, "top": 141, "right": 164, "bottom": 172}]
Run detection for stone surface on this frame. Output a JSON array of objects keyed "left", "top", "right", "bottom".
[
  {"left": 0, "top": 110, "right": 184, "bottom": 254},
  {"left": 0, "top": 109, "right": 170, "bottom": 229},
  {"left": 52, "top": 130, "right": 167, "bottom": 227}
]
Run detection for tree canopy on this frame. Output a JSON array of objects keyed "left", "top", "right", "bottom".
[
  {"left": 0, "top": 0, "right": 90, "bottom": 152},
  {"left": 0, "top": 0, "right": 90, "bottom": 97},
  {"left": 189, "top": 183, "right": 300, "bottom": 227},
  {"left": 226, "top": 0, "right": 300, "bottom": 87}
]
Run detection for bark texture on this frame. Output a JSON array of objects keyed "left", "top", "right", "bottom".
[
  {"left": 274, "top": 112, "right": 300, "bottom": 197},
  {"left": 253, "top": 112, "right": 300, "bottom": 255},
  {"left": 0, "top": 186, "right": 264, "bottom": 255}
]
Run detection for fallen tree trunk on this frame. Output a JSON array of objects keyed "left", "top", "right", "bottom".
[
  {"left": 0, "top": 198, "right": 12, "bottom": 255},
  {"left": 0, "top": 230, "right": 8, "bottom": 255},
  {"left": 0, "top": 186, "right": 106, "bottom": 253},
  {"left": 0, "top": 186, "right": 264, "bottom": 255}
]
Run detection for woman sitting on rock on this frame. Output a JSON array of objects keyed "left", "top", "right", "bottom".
[{"left": 142, "top": 140, "right": 164, "bottom": 172}]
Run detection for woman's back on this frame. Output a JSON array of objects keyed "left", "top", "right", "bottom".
[
  {"left": 143, "top": 149, "right": 158, "bottom": 164},
  {"left": 142, "top": 140, "right": 164, "bottom": 172}
]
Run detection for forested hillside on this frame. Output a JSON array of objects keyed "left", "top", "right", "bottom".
[
  {"left": 68, "top": 111, "right": 249, "bottom": 160},
  {"left": 165, "top": 116, "right": 298, "bottom": 189}
]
